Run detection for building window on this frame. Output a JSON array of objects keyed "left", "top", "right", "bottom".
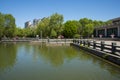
[
  {"left": 107, "top": 28, "right": 118, "bottom": 37},
  {"left": 98, "top": 29, "right": 105, "bottom": 37}
]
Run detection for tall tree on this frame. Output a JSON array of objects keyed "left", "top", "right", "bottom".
[
  {"left": 49, "top": 13, "right": 63, "bottom": 37},
  {"left": 79, "top": 18, "right": 94, "bottom": 37},
  {"left": 15, "top": 27, "right": 24, "bottom": 37},
  {"left": 36, "top": 13, "right": 64, "bottom": 38},
  {"left": 63, "top": 20, "right": 80, "bottom": 38},
  {"left": 36, "top": 17, "right": 50, "bottom": 38},
  {"left": 0, "top": 13, "right": 4, "bottom": 39},
  {"left": 50, "top": 29, "right": 57, "bottom": 38},
  {"left": 84, "top": 23, "right": 94, "bottom": 37},
  {"left": 4, "top": 14, "right": 16, "bottom": 37}
]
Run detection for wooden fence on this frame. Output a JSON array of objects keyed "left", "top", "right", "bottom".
[{"left": 73, "top": 39, "right": 120, "bottom": 56}]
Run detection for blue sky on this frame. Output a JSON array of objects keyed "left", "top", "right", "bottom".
[{"left": 0, "top": 0, "right": 120, "bottom": 28}]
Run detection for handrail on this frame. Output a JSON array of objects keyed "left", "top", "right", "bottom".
[{"left": 73, "top": 39, "right": 120, "bottom": 56}]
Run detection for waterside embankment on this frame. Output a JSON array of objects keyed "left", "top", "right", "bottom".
[{"left": 71, "top": 39, "right": 120, "bottom": 66}]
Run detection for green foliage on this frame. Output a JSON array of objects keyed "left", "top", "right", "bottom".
[
  {"left": 36, "top": 13, "right": 63, "bottom": 38},
  {"left": 0, "top": 13, "right": 4, "bottom": 39},
  {"left": 23, "top": 28, "right": 36, "bottom": 37},
  {"left": 50, "top": 29, "right": 57, "bottom": 38},
  {"left": 0, "top": 12, "right": 113, "bottom": 39},
  {"left": 0, "top": 12, "right": 16, "bottom": 39},
  {"left": 77, "top": 23, "right": 82, "bottom": 35},
  {"left": 49, "top": 13, "right": 63, "bottom": 37},
  {"left": 63, "top": 20, "right": 79, "bottom": 38},
  {"left": 74, "top": 34, "right": 80, "bottom": 38},
  {"left": 79, "top": 18, "right": 94, "bottom": 37},
  {"left": 4, "top": 14, "right": 16, "bottom": 37},
  {"left": 93, "top": 20, "right": 103, "bottom": 27},
  {"left": 93, "top": 20, "right": 112, "bottom": 28},
  {"left": 105, "top": 20, "right": 112, "bottom": 25},
  {"left": 84, "top": 23, "right": 94, "bottom": 37},
  {"left": 36, "top": 17, "right": 50, "bottom": 38},
  {"left": 15, "top": 27, "right": 24, "bottom": 37}
]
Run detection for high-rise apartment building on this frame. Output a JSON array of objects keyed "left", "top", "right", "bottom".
[
  {"left": 25, "top": 19, "right": 41, "bottom": 28},
  {"left": 25, "top": 21, "right": 32, "bottom": 28}
]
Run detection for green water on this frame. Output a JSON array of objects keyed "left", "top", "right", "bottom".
[{"left": 0, "top": 42, "right": 120, "bottom": 80}]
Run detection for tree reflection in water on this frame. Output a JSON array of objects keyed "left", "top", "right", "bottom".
[
  {"left": 0, "top": 43, "right": 17, "bottom": 72},
  {"left": 73, "top": 47, "right": 120, "bottom": 78},
  {"left": 35, "top": 45, "right": 120, "bottom": 77},
  {"left": 0, "top": 43, "right": 120, "bottom": 80}
]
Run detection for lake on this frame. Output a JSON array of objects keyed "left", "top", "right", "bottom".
[{"left": 0, "top": 42, "right": 120, "bottom": 80}]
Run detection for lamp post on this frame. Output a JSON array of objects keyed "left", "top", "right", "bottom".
[
  {"left": 40, "top": 30, "right": 42, "bottom": 47},
  {"left": 40, "top": 30, "right": 42, "bottom": 42},
  {"left": 41, "top": 30, "right": 42, "bottom": 40}
]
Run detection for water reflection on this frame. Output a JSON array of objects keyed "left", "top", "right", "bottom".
[
  {"left": 0, "top": 43, "right": 120, "bottom": 80},
  {"left": 73, "top": 47, "right": 120, "bottom": 78},
  {"left": 0, "top": 43, "right": 17, "bottom": 71},
  {"left": 37, "top": 46, "right": 78, "bottom": 67},
  {"left": 35, "top": 45, "right": 120, "bottom": 77}
]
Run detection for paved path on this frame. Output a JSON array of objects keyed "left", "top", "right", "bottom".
[
  {"left": 85, "top": 39, "right": 120, "bottom": 46},
  {"left": 95, "top": 40, "right": 120, "bottom": 46}
]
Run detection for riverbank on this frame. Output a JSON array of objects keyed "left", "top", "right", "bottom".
[
  {"left": 30, "top": 40, "right": 71, "bottom": 46},
  {"left": 1, "top": 42, "right": 120, "bottom": 80},
  {"left": 1, "top": 38, "right": 120, "bottom": 46},
  {"left": 71, "top": 42, "right": 120, "bottom": 67}
]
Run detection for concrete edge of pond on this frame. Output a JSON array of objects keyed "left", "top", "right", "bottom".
[
  {"left": 70, "top": 43, "right": 120, "bottom": 67},
  {"left": 30, "top": 41, "right": 71, "bottom": 46}
]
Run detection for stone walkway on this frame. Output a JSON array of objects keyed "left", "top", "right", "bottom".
[
  {"left": 95, "top": 40, "right": 120, "bottom": 46},
  {"left": 93, "top": 39, "right": 120, "bottom": 47}
]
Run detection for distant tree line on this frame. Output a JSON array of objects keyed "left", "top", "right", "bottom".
[{"left": 0, "top": 12, "right": 112, "bottom": 40}]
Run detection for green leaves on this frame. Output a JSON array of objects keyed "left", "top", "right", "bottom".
[
  {"left": 50, "top": 29, "right": 57, "bottom": 38},
  {"left": 63, "top": 20, "right": 80, "bottom": 38},
  {"left": 0, "top": 13, "right": 16, "bottom": 39},
  {"left": 49, "top": 13, "right": 63, "bottom": 37},
  {"left": 0, "top": 13, "right": 4, "bottom": 39},
  {"left": 36, "top": 17, "right": 50, "bottom": 38},
  {"left": 0, "top": 12, "right": 112, "bottom": 39},
  {"left": 36, "top": 13, "right": 63, "bottom": 38},
  {"left": 84, "top": 23, "right": 94, "bottom": 37}
]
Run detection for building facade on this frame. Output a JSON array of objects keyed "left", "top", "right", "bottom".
[
  {"left": 33, "top": 19, "right": 40, "bottom": 26},
  {"left": 24, "top": 21, "right": 32, "bottom": 28},
  {"left": 94, "top": 17, "right": 120, "bottom": 38},
  {"left": 25, "top": 19, "right": 40, "bottom": 28}
]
